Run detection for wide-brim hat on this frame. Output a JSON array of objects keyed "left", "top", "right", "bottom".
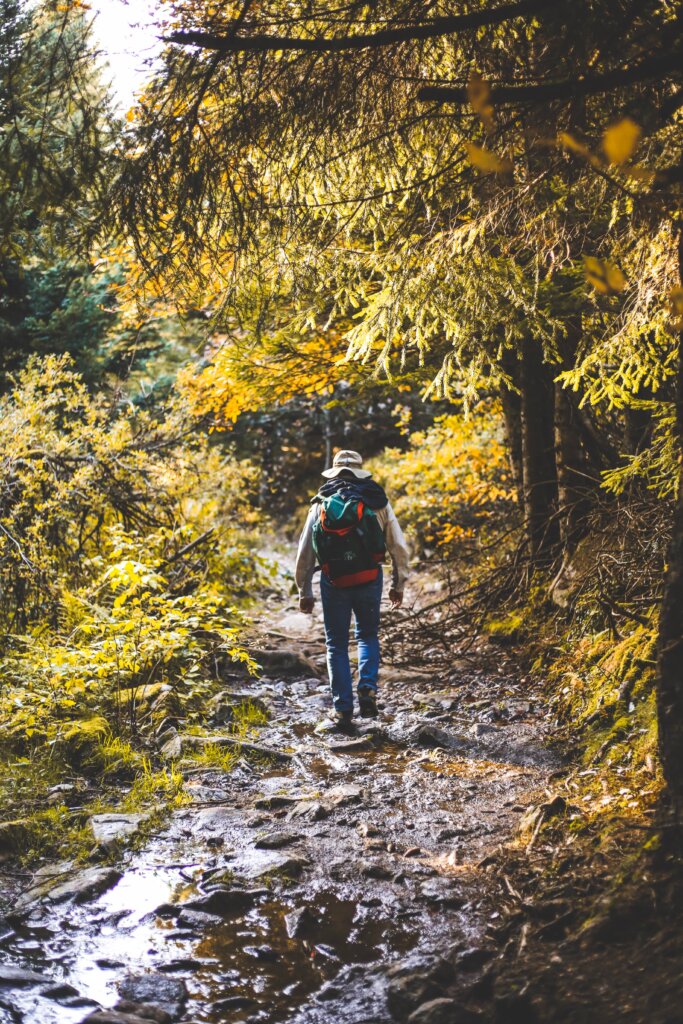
[{"left": 321, "top": 449, "right": 371, "bottom": 479}]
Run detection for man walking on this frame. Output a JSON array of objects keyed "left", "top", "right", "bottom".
[{"left": 295, "top": 450, "right": 409, "bottom": 730}]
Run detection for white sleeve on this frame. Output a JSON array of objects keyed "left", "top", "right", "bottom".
[
  {"left": 381, "top": 502, "right": 410, "bottom": 591},
  {"left": 294, "top": 506, "right": 318, "bottom": 598}
]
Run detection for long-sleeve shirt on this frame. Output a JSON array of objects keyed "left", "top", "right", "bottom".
[{"left": 295, "top": 500, "right": 410, "bottom": 599}]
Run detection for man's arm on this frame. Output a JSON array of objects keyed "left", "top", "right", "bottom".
[
  {"left": 294, "top": 506, "right": 317, "bottom": 610},
  {"left": 382, "top": 502, "right": 410, "bottom": 606}
]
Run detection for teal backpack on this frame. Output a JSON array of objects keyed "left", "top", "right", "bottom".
[{"left": 311, "top": 493, "right": 386, "bottom": 587}]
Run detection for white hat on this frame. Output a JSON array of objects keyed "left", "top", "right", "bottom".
[{"left": 321, "top": 450, "right": 371, "bottom": 479}]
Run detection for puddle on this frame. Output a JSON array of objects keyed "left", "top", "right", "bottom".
[{"left": 190, "top": 891, "right": 420, "bottom": 1022}]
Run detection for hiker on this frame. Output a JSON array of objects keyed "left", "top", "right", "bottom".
[{"left": 295, "top": 450, "right": 409, "bottom": 730}]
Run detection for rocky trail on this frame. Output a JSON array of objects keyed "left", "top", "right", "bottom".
[{"left": 0, "top": 584, "right": 560, "bottom": 1024}]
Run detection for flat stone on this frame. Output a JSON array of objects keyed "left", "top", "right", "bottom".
[
  {"left": 185, "top": 888, "right": 268, "bottom": 915},
  {"left": 90, "top": 813, "right": 152, "bottom": 846},
  {"left": 325, "top": 784, "right": 363, "bottom": 807},
  {"left": 115, "top": 1000, "right": 172, "bottom": 1022},
  {"left": 46, "top": 866, "right": 122, "bottom": 905},
  {"left": 287, "top": 801, "right": 329, "bottom": 822},
  {"left": 175, "top": 908, "right": 222, "bottom": 929},
  {"left": 254, "top": 831, "right": 301, "bottom": 849},
  {"left": 117, "top": 974, "right": 187, "bottom": 1019},
  {"left": 0, "top": 964, "right": 51, "bottom": 986},
  {"left": 328, "top": 736, "right": 373, "bottom": 753}
]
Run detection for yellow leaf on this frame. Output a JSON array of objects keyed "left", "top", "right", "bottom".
[
  {"left": 467, "top": 71, "right": 494, "bottom": 127},
  {"left": 584, "top": 256, "right": 628, "bottom": 295},
  {"left": 558, "top": 131, "right": 591, "bottom": 158},
  {"left": 125, "top": 108, "right": 136, "bottom": 123},
  {"left": 670, "top": 286, "right": 683, "bottom": 316},
  {"left": 603, "top": 117, "right": 640, "bottom": 165},
  {"left": 622, "top": 164, "right": 656, "bottom": 185},
  {"left": 464, "top": 142, "right": 513, "bottom": 175}
]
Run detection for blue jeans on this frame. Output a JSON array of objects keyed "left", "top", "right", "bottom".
[{"left": 320, "top": 569, "right": 382, "bottom": 714}]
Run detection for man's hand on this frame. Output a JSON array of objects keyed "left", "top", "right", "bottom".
[
  {"left": 299, "top": 596, "right": 315, "bottom": 614},
  {"left": 389, "top": 589, "right": 403, "bottom": 609}
]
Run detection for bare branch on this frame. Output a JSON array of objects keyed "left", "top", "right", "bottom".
[
  {"left": 167, "top": 0, "right": 553, "bottom": 54},
  {"left": 418, "top": 51, "right": 682, "bottom": 106}
]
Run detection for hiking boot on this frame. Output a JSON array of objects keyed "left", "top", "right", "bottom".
[
  {"left": 358, "top": 688, "right": 378, "bottom": 718},
  {"left": 333, "top": 711, "right": 355, "bottom": 734}
]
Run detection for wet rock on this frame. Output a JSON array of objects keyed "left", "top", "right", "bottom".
[
  {"left": 175, "top": 908, "right": 223, "bottom": 930},
  {"left": 47, "top": 866, "right": 122, "bottom": 905},
  {"left": 16, "top": 865, "right": 122, "bottom": 909},
  {"left": 254, "top": 794, "right": 299, "bottom": 810},
  {"left": 254, "top": 831, "right": 302, "bottom": 849},
  {"left": 407, "top": 998, "right": 481, "bottom": 1024},
  {"left": 0, "top": 964, "right": 50, "bottom": 986},
  {"left": 213, "top": 995, "right": 257, "bottom": 1012},
  {"left": 0, "top": 916, "right": 14, "bottom": 943},
  {"left": 118, "top": 974, "right": 187, "bottom": 1019},
  {"left": 361, "top": 862, "right": 394, "bottom": 880},
  {"left": 245, "top": 943, "right": 279, "bottom": 961},
  {"left": 115, "top": 1002, "right": 172, "bottom": 1023},
  {"left": 329, "top": 736, "right": 374, "bottom": 753},
  {"left": 386, "top": 972, "right": 442, "bottom": 1020},
  {"left": 416, "top": 725, "right": 467, "bottom": 752},
  {"left": 96, "top": 958, "right": 125, "bottom": 969},
  {"left": 185, "top": 887, "right": 267, "bottom": 915},
  {"left": 42, "top": 982, "right": 80, "bottom": 1001},
  {"left": 288, "top": 800, "right": 329, "bottom": 822},
  {"left": 313, "top": 943, "right": 339, "bottom": 961},
  {"left": 259, "top": 854, "right": 311, "bottom": 880},
  {"left": 284, "top": 906, "right": 314, "bottom": 938},
  {"left": 90, "top": 812, "right": 153, "bottom": 846},
  {"left": 325, "top": 784, "right": 363, "bottom": 807},
  {"left": 471, "top": 722, "right": 498, "bottom": 737},
  {"left": 455, "top": 947, "right": 496, "bottom": 971}
]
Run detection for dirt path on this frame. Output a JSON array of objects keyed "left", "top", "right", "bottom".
[{"left": 0, "top": 579, "right": 559, "bottom": 1024}]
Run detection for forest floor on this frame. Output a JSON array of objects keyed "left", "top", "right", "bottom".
[{"left": 0, "top": 554, "right": 681, "bottom": 1024}]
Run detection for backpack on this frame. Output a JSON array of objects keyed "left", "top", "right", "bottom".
[{"left": 311, "top": 492, "right": 386, "bottom": 587}]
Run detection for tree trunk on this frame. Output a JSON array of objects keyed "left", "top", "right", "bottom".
[
  {"left": 657, "top": 231, "right": 683, "bottom": 801},
  {"left": 520, "top": 336, "right": 559, "bottom": 560},
  {"left": 500, "top": 347, "right": 524, "bottom": 505},
  {"left": 554, "top": 382, "right": 591, "bottom": 549}
]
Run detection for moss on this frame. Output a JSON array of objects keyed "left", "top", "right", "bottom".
[{"left": 485, "top": 611, "right": 525, "bottom": 643}]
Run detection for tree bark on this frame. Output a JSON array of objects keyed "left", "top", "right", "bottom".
[
  {"left": 657, "top": 230, "right": 683, "bottom": 802},
  {"left": 520, "top": 337, "right": 559, "bottom": 560},
  {"left": 500, "top": 348, "right": 524, "bottom": 505},
  {"left": 554, "top": 382, "right": 589, "bottom": 548}
]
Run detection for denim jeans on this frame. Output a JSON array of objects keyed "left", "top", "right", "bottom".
[{"left": 320, "top": 568, "right": 382, "bottom": 714}]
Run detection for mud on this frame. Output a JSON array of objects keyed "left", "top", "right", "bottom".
[{"left": 0, "top": 597, "right": 558, "bottom": 1024}]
